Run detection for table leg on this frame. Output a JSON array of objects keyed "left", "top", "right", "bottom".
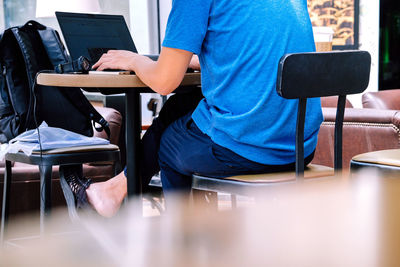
[{"left": 125, "top": 90, "right": 143, "bottom": 199}]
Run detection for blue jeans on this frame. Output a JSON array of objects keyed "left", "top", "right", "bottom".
[
  {"left": 124, "top": 89, "right": 313, "bottom": 193},
  {"left": 158, "top": 113, "right": 314, "bottom": 192}
]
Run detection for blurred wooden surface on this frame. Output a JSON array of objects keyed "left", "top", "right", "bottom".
[{"left": 1, "top": 169, "right": 400, "bottom": 266}]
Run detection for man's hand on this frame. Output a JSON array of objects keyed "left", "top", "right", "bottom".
[
  {"left": 92, "top": 48, "right": 193, "bottom": 95},
  {"left": 189, "top": 55, "right": 200, "bottom": 70},
  {"left": 92, "top": 50, "right": 139, "bottom": 71}
]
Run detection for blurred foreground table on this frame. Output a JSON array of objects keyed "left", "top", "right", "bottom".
[
  {"left": 37, "top": 72, "right": 201, "bottom": 204},
  {"left": 1, "top": 170, "right": 400, "bottom": 266}
]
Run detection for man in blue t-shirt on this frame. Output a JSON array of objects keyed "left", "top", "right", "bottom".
[{"left": 83, "top": 0, "right": 323, "bottom": 216}]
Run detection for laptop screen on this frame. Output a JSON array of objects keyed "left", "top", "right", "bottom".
[{"left": 56, "top": 12, "right": 137, "bottom": 65}]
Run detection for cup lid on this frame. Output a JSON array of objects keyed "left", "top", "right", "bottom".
[
  {"left": 312, "top": 26, "right": 334, "bottom": 34},
  {"left": 312, "top": 26, "right": 334, "bottom": 42}
]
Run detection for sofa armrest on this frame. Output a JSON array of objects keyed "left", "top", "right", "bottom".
[
  {"left": 312, "top": 108, "right": 400, "bottom": 169},
  {"left": 93, "top": 106, "right": 122, "bottom": 146},
  {"left": 362, "top": 89, "right": 400, "bottom": 110}
]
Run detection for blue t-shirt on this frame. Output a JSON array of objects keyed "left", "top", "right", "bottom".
[{"left": 163, "top": 0, "right": 323, "bottom": 165}]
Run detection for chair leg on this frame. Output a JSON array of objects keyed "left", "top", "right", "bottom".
[
  {"left": 1, "top": 160, "right": 12, "bottom": 243},
  {"left": 39, "top": 165, "right": 53, "bottom": 235}
]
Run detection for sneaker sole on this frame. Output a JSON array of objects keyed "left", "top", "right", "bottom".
[{"left": 59, "top": 173, "right": 79, "bottom": 221}]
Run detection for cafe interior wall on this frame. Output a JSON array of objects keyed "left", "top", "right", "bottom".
[{"left": 349, "top": 0, "right": 380, "bottom": 108}]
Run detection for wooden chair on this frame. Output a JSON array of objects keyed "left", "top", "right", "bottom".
[{"left": 191, "top": 51, "right": 371, "bottom": 204}]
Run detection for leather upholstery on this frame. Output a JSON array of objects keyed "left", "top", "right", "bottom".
[
  {"left": 92, "top": 106, "right": 122, "bottom": 146},
  {"left": 343, "top": 90, "right": 400, "bottom": 171},
  {"left": 0, "top": 162, "right": 113, "bottom": 182},
  {"left": 312, "top": 108, "right": 400, "bottom": 170},
  {"left": 362, "top": 89, "right": 400, "bottom": 110},
  {"left": 321, "top": 96, "right": 353, "bottom": 108}
]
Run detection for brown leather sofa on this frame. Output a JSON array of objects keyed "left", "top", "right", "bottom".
[
  {"left": 0, "top": 106, "right": 122, "bottom": 216},
  {"left": 312, "top": 93, "right": 400, "bottom": 170},
  {"left": 362, "top": 89, "right": 400, "bottom": 110}
]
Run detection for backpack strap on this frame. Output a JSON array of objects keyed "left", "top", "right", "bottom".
[
  {"left": 32, "top": 23, "right": 111, "bottom": 138},
  {"left": 22, "top": 20, "right": 47, "bottom": 30},
  {"left": 0, "top": 63, "right": 12, "bottom": 116},
  {"left": 58, "top": 87, "right": 111, "bottom": 138},
  {"left": 37, "top": 28, "right": 70, "bottom": 66}
]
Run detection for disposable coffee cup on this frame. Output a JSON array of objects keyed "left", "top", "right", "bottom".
[{"left": 312, "top": 27, "right": 334, "bottom": 52}]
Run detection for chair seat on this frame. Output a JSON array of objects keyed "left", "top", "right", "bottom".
[
  {"left": 32, "top": 144, "right": 119, "bottom": 154},
  {"left": 192, "top": 164, "right": 334, "bottom": 195},
  {"left": 351, "top": 149, "right": 400, "bottom": 170},
  {"left": 5, "top": 144, "right": 120, "bottom": 166},
  {"left": 226, "top": 164, "right": 334, "bottom": 183}
]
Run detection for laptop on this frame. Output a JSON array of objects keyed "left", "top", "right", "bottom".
[
  {"left": 55, "top": 12, "right": 142, "bottom": 72},
  {"left": 56, "top": 12, "right": 194, "bottom": 75}
]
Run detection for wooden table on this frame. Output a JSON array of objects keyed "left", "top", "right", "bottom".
[{"left": 37, "top": 72, "right": 201, "bottom": 203}]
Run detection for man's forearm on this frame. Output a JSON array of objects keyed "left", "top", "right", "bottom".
[
  {"left": 131, "top": 53, "right": 187, "bottom": 95},
  {"left": 93, "top": 47, "right": 193, "bottom": 95}
]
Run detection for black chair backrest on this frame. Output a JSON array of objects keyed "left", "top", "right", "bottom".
[{"left": 276, "top": 50, "right": 371, "bottom": 176}]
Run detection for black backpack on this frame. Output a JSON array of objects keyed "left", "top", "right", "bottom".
[{"left": 0, "top": 20, "right": 110, "bottom": 143}]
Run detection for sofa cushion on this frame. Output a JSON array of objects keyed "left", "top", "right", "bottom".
[
  {"left": 321, "top": 96, "right": 353, "bottom": 108},
  {"left": 0, "top": 159, "right": 14, "bottom": 168}
]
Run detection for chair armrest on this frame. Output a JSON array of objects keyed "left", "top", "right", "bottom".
[
  {"left": 93, "top": 106, "right": 122, "bottom": 146},
  {"left": 312, "top": 108, "right": 400, "bottom": 169}
]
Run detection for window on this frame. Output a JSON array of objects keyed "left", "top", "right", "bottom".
[
  {"left": 0, "top": 0, "right": 172, "bottom": 54},
  {"left": 1, "top": 0, "right": 130, "bottom": 40},
  {"left": 0, "top": 0, "right": 170, "bottom": 125}
]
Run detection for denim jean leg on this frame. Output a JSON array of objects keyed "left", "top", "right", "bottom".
[
  {"left": 159, "top": 160, "right": 192, "bottom": 191},
  {"left": 124, "top": 88, "right": 204, "bottom": 192},
  {"left": 157, "top": 114, "right": 239, "bottom": 193},
  {"left": 158, "top": 113, "right": 317, "bottom": 195}
]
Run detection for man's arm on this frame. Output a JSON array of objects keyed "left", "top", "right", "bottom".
[{"left": 92, "top": 48, "right": 193, "bottom": 95}]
